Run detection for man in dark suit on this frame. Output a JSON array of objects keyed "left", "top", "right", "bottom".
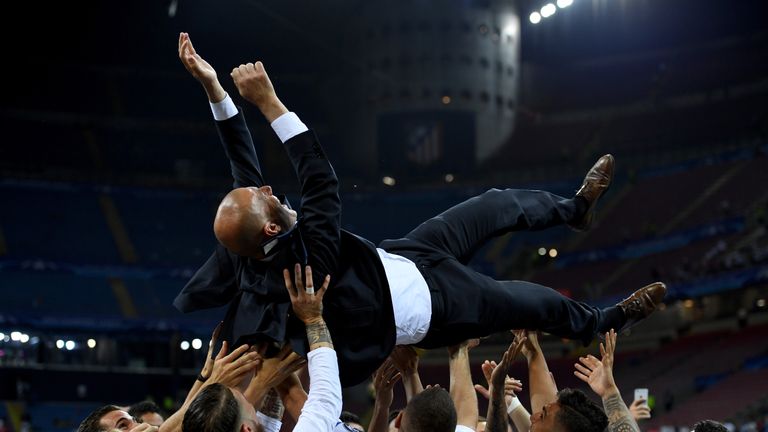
[{"left": 174, "top": 33, "right": 665, "bottom": 387}]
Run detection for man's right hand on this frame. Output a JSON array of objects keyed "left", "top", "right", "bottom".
[
  {"left": 231, "top": 61, "right": 288, "bottom": 122},
  {"left": 178, "top": 32, "right": 226, "bottom": 103}
]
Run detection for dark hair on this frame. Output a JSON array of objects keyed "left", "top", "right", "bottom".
[
  {"left": 182, "top": 383, "right": 240, "bottom": 432},
  {"left": 693, "top": 420, "right": 728, "bottom": 432},
  {"left": 77, "top": 405, "right": 122, "bottom": 432},
  {"left": 340, "top": 410, "right": 362, "bottom": 424},
  {"left": 401, "top": 387, "right": 457, "bottom": 432},
  {"left": 128, "top": 401, "right": 162, "bottom": 420},
  {"left": 555, "top": 389, "right": 608, "bottom": 432}
]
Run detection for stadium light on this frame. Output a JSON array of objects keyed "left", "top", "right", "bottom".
[
  {"left": 548, "top": 248, "right": 558, "bottom": 258},
  {"left": 557, "top": 0, "right": 574, "bottom": 8},
  {"left": 382, "top": 176, "right": 396, "bottom": 186},
  {"left": 0, "top": 333, "right": 4, "bottom": 341},
  {"left": 529, "top": 12, "right": 542, "bottom": 24},
  {"left": 56, "top": 339, "right": 65, "bottom": 349},
  {"left": 538, "top": 247, "right": 547, "bottom": 256},
  {"left": 10, "top": 331, "right": 22, "bottom": 341},
  {"left": 87, "top": 339, "right": 97, "bottom": 349},
  {"left": 192, "top": 339, "right": 203, "bottom": 350},
  {"left": 65, "top": 340, "right": 76, "bottom": 351},
  {"left": 541, "top": 3, "right": 557, "bottom": 18},
  {"left": 444, "top": 174, "right": 454, "bottom": 183},
  {"left": 20, "top": 334, "right": 29, "bottom": 344},
  {"left": 180, "top": 341, "right": 190, "bottom": 351}
]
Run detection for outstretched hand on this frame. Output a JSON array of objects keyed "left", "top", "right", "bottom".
[
  {"left": 574, "top": 329, "right": 618, "bottom": 397},
  {"left": 491, "top": 337, "right": 526, "bottom": 391},
  {"left": 283, "top": 264, "right": 330, "bottom": 325},
  {"left": 244, "top": 343, "right": 306, "bottom": 407},
  {"left": 178, "top": 32, "right": 225, "bottom": 102},
  {"left": 207, "top": 341, "right": 262, "bottom": 389},
  {"left": 474, "top": 359, "right": 523, "bottom": 401}
]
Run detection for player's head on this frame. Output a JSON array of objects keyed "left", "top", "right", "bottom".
[
  {"left": 396, "top": 387, "right": 456, "bottom": 432},
  {"left": 693, "top": 420, "right": 728, "bottom": 432},
  {"left": 214, "top": 185, "right": 297, "bottom": 257},
  {"left": 182, "top": 383, "right": 263, "bottom": 432},
  {"left": 530, "top": 389, "right": 607, "bottom": 432}
]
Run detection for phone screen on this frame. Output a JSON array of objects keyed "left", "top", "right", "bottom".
[{"left": 634, "top": 388, "right": 649, "bottom": 406}]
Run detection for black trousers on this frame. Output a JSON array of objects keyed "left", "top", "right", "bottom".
[{"left": 380, "top": 188, "right": 619, "bottom": 348}]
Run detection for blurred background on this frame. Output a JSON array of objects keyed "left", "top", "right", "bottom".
[{"left": 1, "top": 0, "right": 767, "bottom": 430}]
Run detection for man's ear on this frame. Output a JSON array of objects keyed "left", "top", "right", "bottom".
[
  {"left": 241, "top": 421, "right": 260, "bottom": 432},
  {"left": 394, "top": 411, "right": 403, "bottom": 429},
  {"left": 264, "top": 221, "right": 281, "bottom": 237}
]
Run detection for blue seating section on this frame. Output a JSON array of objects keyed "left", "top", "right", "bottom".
[
  {"left": 0, "top": 185, "right": 120, "bottom": 264},
  {"left": 0, "top": 271, "right": 120, "bottom": 318}
]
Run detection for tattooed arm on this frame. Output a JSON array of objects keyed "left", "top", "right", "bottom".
[
  {"left": 485, "top": 338, "right": 526, "bottom": 432},
  {"left": 602, "top": 392, "right": 640, "bottom": 432},
  {"left": 282, "top": 264, "right": 342, "bottom": 432},
  {"left": 284, "top": 264, "right": 334, "bottom": 350},
  {"left": 574, "top": 329, "right": 640, "bottom": 432}
]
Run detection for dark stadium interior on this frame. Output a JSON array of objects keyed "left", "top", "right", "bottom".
[{"left": 1, "top": 0, "right": 768, "bottom": 430}]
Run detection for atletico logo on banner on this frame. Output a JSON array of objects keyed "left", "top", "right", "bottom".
[{"left": 405, "top": 122, "right": 444, "bottom": 166}]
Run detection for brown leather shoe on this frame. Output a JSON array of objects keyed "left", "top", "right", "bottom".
[
  {"left": 568, "top": 154, "right": 615, "bottom": 232},
  {"left": 616, "top": 282, "right": 667, "bottom": 332}
]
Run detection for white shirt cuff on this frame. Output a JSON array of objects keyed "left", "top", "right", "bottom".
[
  {"left": 271, "top": 112, "right": 308, "bottom": 143},
  {"left": 209, "top": 93, "right": 239, "bottom": 121},
  {"left": 456, "top": 426, "right": 475, "bottom": 432},
  {"left": 257, "top": 411, "right": 282, "bottom": 432}
]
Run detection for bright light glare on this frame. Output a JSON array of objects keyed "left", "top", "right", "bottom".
[
  {"left": 11, "top": 332, "right": 22, "bottom": 341},
  {"left": 20, "top": 334, "right": 29, "bottom": 343},
  {"left": 87, "top": 339, "right": 97, "bottom": 349},
  {"left": 382, "top": 176, "right": 396, "bottom": 186},
  {"left": 548, "top": 248, "right": 558, "bottom": 258},
  {"left": 541, "top": 3, "right": 557, "bottom": 18},
  {"left": 557, "top": 0, "right": 573, "bottom": 8},
  {"left": 529, "top": 12, "right": 542, "bottom": 24},
  {"left": 65, "top": 340, "right": 76, "bottom": 351},
  {"left": 538, "top": 247, "right": 547, "bottom": 256},
  {"left": 192, "top": 339, "right": 203, "bottom": 350},
  {"left": 180, "top": 341, "right": 190, "bottom": 351},
  {"left": 56, "top": 340, "right": 65, "bottom": 349}
]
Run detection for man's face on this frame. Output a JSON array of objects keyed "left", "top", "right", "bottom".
[
  {"left": 100, "top": 410, "right": 138, "bottom": 432},
  {"left": 247, "top": 186, "right": 297, "bottom": 229},
  {"left": 233, "top": 389, "right": 262, "bottom": 432},
  {"left": 529, "top": 402, "right": 562, "bottom": 432}
]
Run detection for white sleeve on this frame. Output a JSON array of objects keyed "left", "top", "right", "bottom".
[
  {"left": 292, "top": 347, "right": 343, "bottom": 432},
  {"left": 256, "top": 412, "right": 282, "bottom": 432},
  {"left": 271, "top": 111, "right": 309, "bottom": 143},
  {"left": 456, "top": 426, "right": 475, "bottom": 432},
  {"left": 209, "top": 93, "right": 239, "bottom": 121}
]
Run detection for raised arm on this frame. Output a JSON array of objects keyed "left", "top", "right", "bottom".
[
  {"left": 448, "top": 340, "right": 479, "bottom": 430},
  {"left": 233, "top": 63, "right": 341, "bottom": 277},
  {"left": 574, "top": 329, "right": 641, "bottom": 432},
  {"left": 485, "top": 338, "right": 526, "bottom": 432},
  {"left": 178, "top": 32, "right": 264, "bottom": 188},
  {"left": 281, "top": 264, "right": 342, "bottom": 432},
  {"left": 475, "top": 361, "right": 530, "bottom": 432},
  {"left": 514, "top": 330, "right": 558, "bottom": 415},
  {"left": 368, "top": 358, "right": 402, "bottom": 432}
]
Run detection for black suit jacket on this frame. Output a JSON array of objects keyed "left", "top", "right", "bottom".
[{"left": 174, "top": 111, "right": 396, "bottom": 386}]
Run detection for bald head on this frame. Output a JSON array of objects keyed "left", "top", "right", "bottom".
[{"left": 213, "top": 186, "right": 297, "bottom": 257}]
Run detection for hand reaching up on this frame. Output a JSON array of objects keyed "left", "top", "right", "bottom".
[
  {"left": 178, "top": 32, "right": 225, "bottom": 102},
  {"left": 574, "top": 329, "right": 618, "bottom": 398}
]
